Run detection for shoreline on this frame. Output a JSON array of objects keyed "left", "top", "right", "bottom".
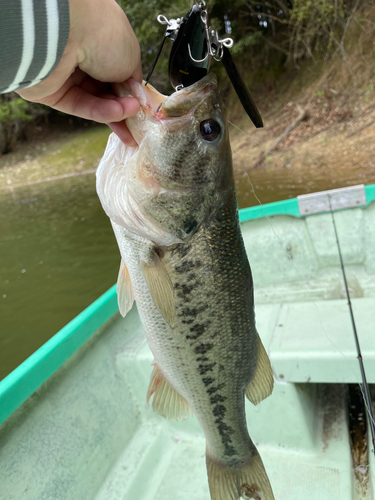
[{"left": 0, "top": 126, "right": 110, "bottom": 192}]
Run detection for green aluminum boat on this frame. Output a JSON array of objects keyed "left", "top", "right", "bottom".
[{"left": 1, "top": 184, "right": 375, "bottom": 500}]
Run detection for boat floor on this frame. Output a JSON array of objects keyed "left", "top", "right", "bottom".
[
  {"left": 94, "top": 393, "right": 368, "bottom": 500},
  {"left": 95, "top": 327, "right": 373, "bottom": 500},
  {"left": 0, "top": 304, "right": 374, "bottom": 499}
]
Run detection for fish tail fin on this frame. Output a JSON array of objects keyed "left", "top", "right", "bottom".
[{"left": 206, "top": 447, "right": 274, "bottom": 500}]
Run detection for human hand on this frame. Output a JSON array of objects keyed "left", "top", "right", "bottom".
[{"left": 16, "top": 0, "right": 142, "bottom": 146}]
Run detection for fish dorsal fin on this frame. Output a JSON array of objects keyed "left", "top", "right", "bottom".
[
  {"left": 245, "top": 334, "right": 274, "bottom": 405},
  {"left": 147, "top": 362, "right": 191, "bottom": 421},
  {"left": 141, "top": 253, "right": 176, "bottom": 328},
  {"left": 117, "top": 259, "right": 135, "bottom": 318}
]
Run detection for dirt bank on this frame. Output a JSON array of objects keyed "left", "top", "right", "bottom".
[{"left": 0, "top": 126, "right": 110, "bottom": 191}]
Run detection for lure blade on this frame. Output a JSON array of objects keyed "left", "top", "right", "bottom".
[
  {"left": 221, "top": 46, "right": 263, "bottom": 128},
  {"left": 169, "top": 5, "right": 209, "bottom": 89}
]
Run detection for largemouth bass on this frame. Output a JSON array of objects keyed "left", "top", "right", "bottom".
[{"left": 96, "top": 74, "right": 275, "bottom": 500}]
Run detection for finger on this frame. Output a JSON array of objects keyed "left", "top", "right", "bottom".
[
  {"left": 132, "top": 60, "right": 144, "bottom": 83},
  {"left": 79, "top": 77, "right": 112, "bottom": 97},
  {"left": 108, "top": 121, "right": 138, "bottom": 147},
  {"left": 52, "top": 87, "right": 140, "bottom": 123},
  {"left": 35, "top": 68, "right": 108, "bottom": 107}
]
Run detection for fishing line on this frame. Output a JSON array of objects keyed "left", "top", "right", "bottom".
[
  {"left": 328, "top": 195, "right": 375, "bottom": 455},
  {"left": 242, "top": 171, "right": 285, "bottom": 251},
  {"left": 228, "top": 120, "right": 247, "bottom": 134},
  {"left": 311, "top": 298, "right": 375, "bottom": 431}
]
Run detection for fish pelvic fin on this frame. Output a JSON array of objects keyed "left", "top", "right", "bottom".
[
  {"left": 245, "top": 334, "right": 274, "bottom": 406},
  {"left": 147, "top": 362, "right": 191, "bottom": 421},
  {"left": 117, "top": 259, "right": 135, "bottom": 318},
  {"left": 206, "top": 448, "right": 275, "bottom": 500},
  {"left": 141, "top": 253, "right": 176, "bottom": 328}
]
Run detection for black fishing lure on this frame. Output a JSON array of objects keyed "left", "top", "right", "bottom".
[{"left": 145, "top": 1, "right": 263, "bottom": 128}]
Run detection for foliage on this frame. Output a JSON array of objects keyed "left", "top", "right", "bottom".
[
  {"left": 0, "top": 97, "right": 31, "bottom": 123},
  {"left": 0, "top": 93, "right": 48, "bottom": 154},
  {"left": 119, "top": 0, "right": 374, "bottom": 83},
  {"left": 286, "top": 0, "right": 358, "bottom": 63}
]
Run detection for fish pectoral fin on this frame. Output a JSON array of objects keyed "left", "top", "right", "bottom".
[
  {"left": 206, "top": 447, "right": 275, "bottom": 500},
  {"left": 245, "top": 334, "right": 274, "bottom": 405},
  {"left": 117, "top": 259, "right": 135, "bottom": 318},
  {"left": 141, "top": 254, "right": 176, "bottom": 328},
  {"left": 147, "top": 362, "right": 190, "bottom": 421}
]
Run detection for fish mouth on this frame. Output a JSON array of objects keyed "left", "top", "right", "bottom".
[
  {"left": 113, "top": 79, "right": 166, "bottom": 119},
  {"left": 158, "top": 73, "right": 217, "bottom": 118},
  {"left": 113, "top": 74, "right": 217, "bottom": 144}
]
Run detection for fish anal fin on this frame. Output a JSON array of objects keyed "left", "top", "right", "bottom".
[
  {"left": 245, "top": 334, "right": 274, "bottom": 405},
  {"left": 147, "top": 362, "right": 190, "bottom": 421},
  {"left": 206, "top": 447, "right": 275, "bottom": 500},
  {"left": 141, "top": 253, "right": 176, "bottom": 328},
  {"left": 117, "top": 259, "right": 135, "bottom": 318}
]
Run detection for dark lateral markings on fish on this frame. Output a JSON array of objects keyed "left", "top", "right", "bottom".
[
  {"left": 202, "top": 377, "right": 215, "bottom": 386},
  {"left": 194, "top": 342, "right": 213, "bottom": 355},
  {"left": 179, "top": 304, "right": 209, "bottom": 321},
  {"left": 207, "top": 383, "right": 225, "bottom": 395},
  {"left": 215, "top": 407, "right": 237, "bottom": 457},
  {"left": 175, "top": 282, "right": 195, "bottom": 296},
  {"left": 175, "top": 260, "right": 201, "bottom": 274},
  {"left": 186, "top": 323, "right": 207, "bottom": 340},
  {"left": 176, "top": 243, "right": 192, "bottom": 258},
  {"left": 198, "top": 362, "right": 216, "bottom": 375},
  {"left": 210, "top": 393, "right": 226, "bottom": 405}
]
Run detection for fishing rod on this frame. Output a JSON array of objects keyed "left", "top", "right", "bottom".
[{"left": 328, "top": 195, "right": 375, "bottom": 455}]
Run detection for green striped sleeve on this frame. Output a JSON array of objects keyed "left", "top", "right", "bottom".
[{"left": 0, "top": 0, "right": 70, "bottom": 94}]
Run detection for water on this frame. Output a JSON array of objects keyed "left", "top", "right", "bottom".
[
  {"left": 235, "top": 163, "right": 375, "bottom": 208},
  {"left": 0, "top": 174, "right": 119, "bottom": 380}
]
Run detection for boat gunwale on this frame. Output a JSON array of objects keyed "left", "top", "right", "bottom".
[{"left": 1, "top": 183, "right": 375, "bottom": 426}]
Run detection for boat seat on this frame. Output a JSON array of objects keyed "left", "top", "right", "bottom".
[{"left": 255, "top": 297, "right": 375, "bottom": 384}]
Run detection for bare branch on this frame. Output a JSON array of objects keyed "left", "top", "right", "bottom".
[
  {"left": 247, "top": 11, "right": 290, "bottom": 25},
  {"left": 253, "top": 106, "right": 308, "bottom": 168},
  {"left": 340, "top": 0, "right": 361, "bottom": 58},
  {"left": 262, "top": 36, "right": 290, "bottom": 55}
]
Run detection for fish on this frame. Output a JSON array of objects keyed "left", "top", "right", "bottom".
[{"left": 96, "top": 73, "right": 275, "bottom": 500}]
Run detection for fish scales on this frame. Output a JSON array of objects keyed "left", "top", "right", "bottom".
[{"left": 97, "top": 74, "right": 275, "bottom": 500}]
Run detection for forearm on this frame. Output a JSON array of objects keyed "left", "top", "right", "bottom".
[{"left": 0, "top": 0, "right": 70, "bottom": 94}]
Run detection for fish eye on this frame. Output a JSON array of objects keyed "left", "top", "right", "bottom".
[{"left": 200, "top": 119, "right": 221, "bottom": 142}]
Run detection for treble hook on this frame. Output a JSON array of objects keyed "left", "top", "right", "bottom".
[{"left": 188, "top": 43, "right": 209, "bottom": 63}]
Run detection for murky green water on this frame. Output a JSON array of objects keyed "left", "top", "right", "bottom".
[
  {"left": 235, "top": 163, "right": 375, "bottom": 208},
  {"left": 0, "top": 174, "right": 119, "bottom": 380}
]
